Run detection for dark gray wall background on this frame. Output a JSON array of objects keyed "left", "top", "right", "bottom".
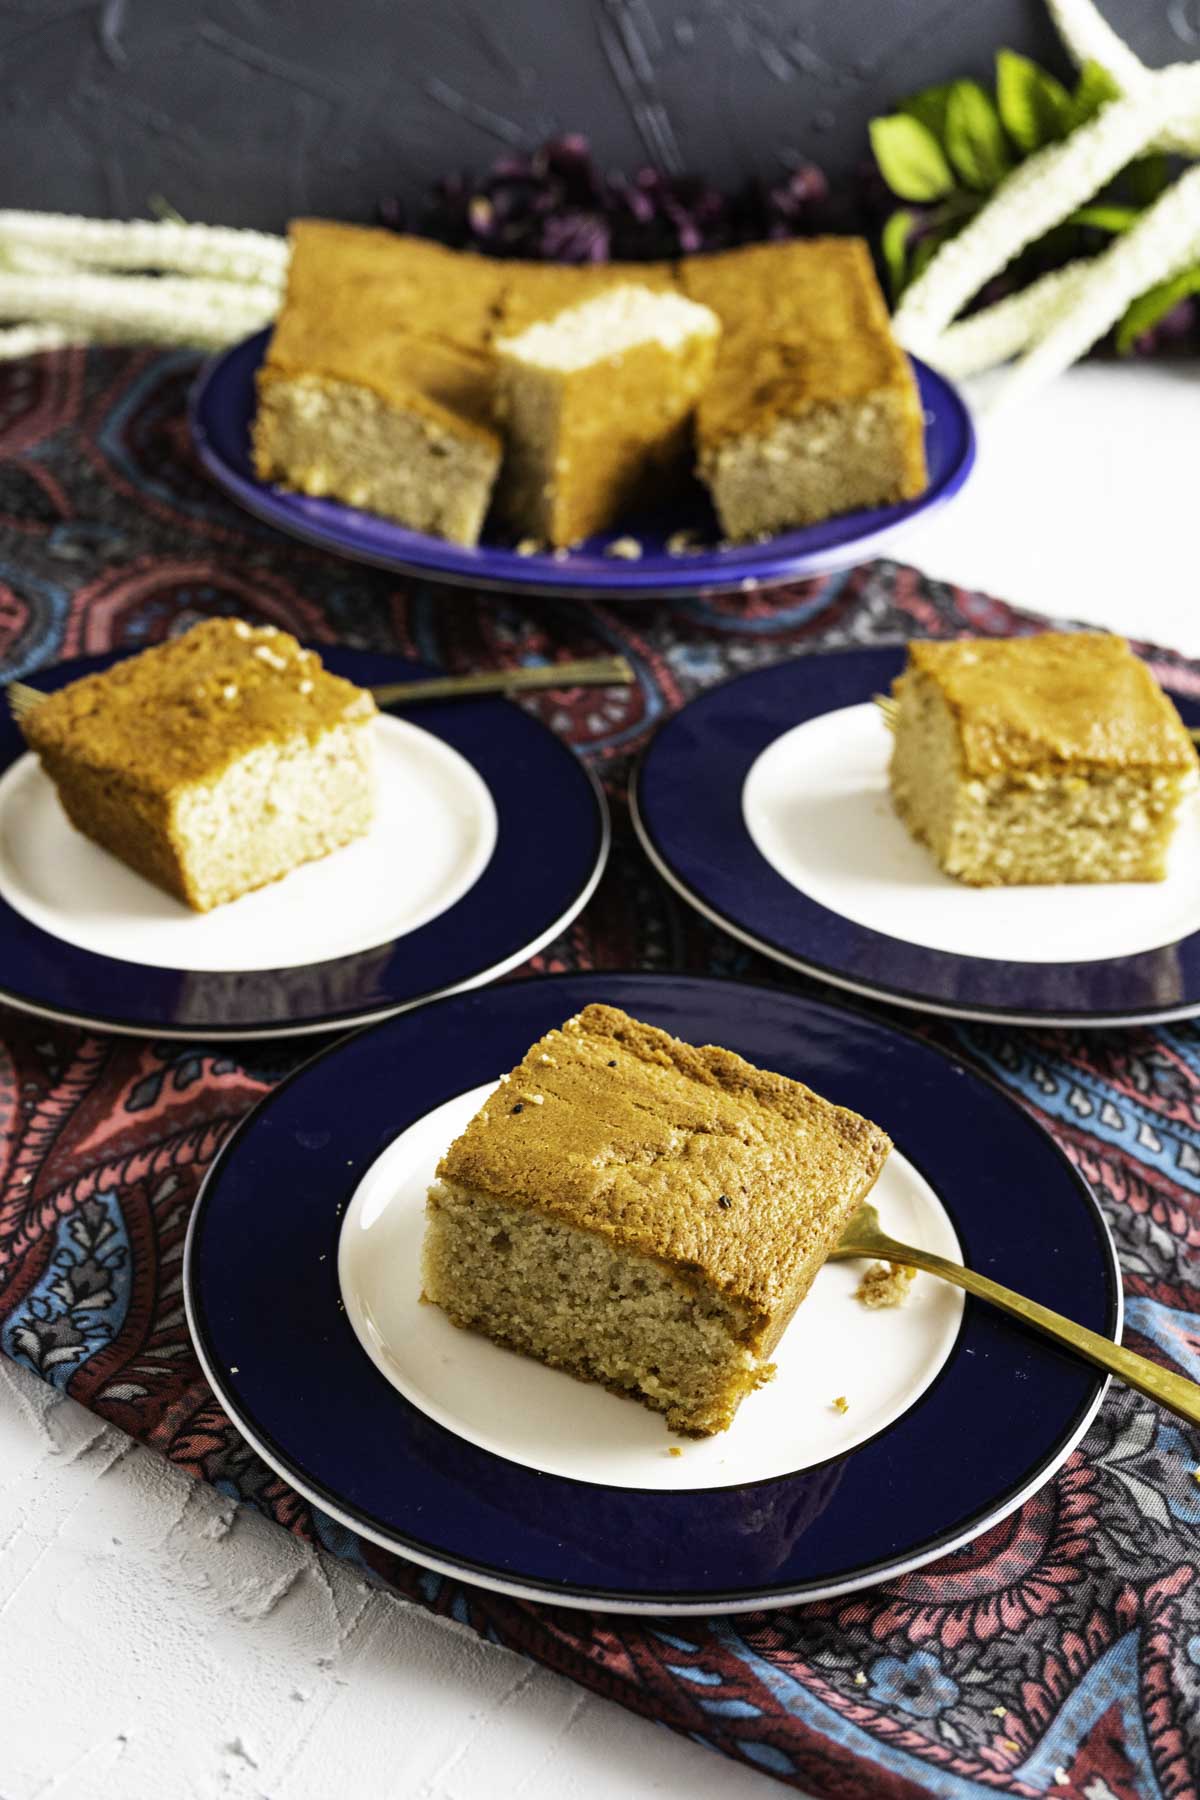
[{"left": 0, "top": 2, "right": 1195, "bottom": 231}]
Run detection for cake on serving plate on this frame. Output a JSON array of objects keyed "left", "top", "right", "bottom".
[
  {"left": 20, "top": 618, "right": 377, "bottom": 912},
  {"left": 494, "top": 283, "right": 720, "bottom": 546},
  {"left": 422, "top": 1003, "right": 891, "bottom": 1436},
  {"left": 253, "top": 221, "right": 931, "bottom": 547},
  {"left": 680, "top": 238, "right": 927, "bottom": 538},
  {"left": 888, "top": 633, "right": 1197, "bottom": 885}
]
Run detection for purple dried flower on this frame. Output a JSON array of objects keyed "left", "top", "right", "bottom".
[
  {"left": 384, "top": 136, "right": 837, "bottom": 263},
  {"left": 540, "top": 210, "right": 611, "bottom": 263}
]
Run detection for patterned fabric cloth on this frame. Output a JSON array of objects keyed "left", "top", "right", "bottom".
[{"left": 0, "top": 343, "right": 1199, "bottom": 1800}]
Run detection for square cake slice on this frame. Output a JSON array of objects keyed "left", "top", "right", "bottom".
[
  {"left": 252, "top": 222, "right": 504, "bottom": 545},
  {"left": 423, "top": 1003, "right": 891, "bottom": 1436},
  {"left": 680, "top": 239, "right": 927, "bottom": 539},
  {"left": 493, "top": 284, "right": 720, "bottom": 547},
  {"left": 20, "top": 618, "right": 376, "bottom": 911},
  {"left": 888, "top": 633, "right": 1198, "bottom": 885}
]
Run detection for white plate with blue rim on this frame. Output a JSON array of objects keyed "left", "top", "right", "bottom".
[
  {"left": 0, "top": 645, "right": 607, "bottom": 1039},
  {"left": 631, "top": 646, "right": 1200, "bottom": 1027},
  {"left": 184, "top": 971, "right": 1119, "bottom": 1614}
]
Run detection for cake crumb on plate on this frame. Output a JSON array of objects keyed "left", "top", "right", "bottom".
[
  {"left": 856, "top": 1261, "right": 917, "bottom": 1309},
  {"left": 604, "top": 536, "right": 643, "bottom": 560}
]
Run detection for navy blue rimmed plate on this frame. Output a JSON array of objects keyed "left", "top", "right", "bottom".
[
  {"left": 184, "top": 972, "right": 1119, "bottom": 1614},
  {"left": 632, "top": 646, "right": 1200, "bottom": 1028},
  {"left": 0, "top": 647, "right": 607, "bottom": 1040},
  {"left": 190, "top": 331, "right": 974, "bottom": 600}
]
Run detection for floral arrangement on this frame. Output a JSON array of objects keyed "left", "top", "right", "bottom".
[
  {"left": 884, "top": 0, "right": 1200, "bottom": 398},
  {"left": 0, "top": 0, "right": 1193, "bottom": 401}
]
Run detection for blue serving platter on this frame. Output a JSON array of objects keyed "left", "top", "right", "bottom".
[
  {"left": 190, "top": 330, "right": 975, "bottom": 600},
  {"left": 0, "top": 647, "right": 607, "bottom": 1039},
  {"left": 633, "top": 647, "right": 1200, "bottom": 1028},
  {"left": 184, "top": 972, "right": 1119, "bottom": 1614}
]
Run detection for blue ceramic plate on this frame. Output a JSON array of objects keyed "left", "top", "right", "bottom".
[
  {"left": 189, "top": 331, "right": 975, "bottom": 600},
  {"left": 184, "top": 972, "right": 1119, "bottom": 1614},
  {"left": 632, "top": 647, "right": 1200, "bottom": 1028},
  {"left": 0, "top": 648, "right": 607, "bottom": 1040}
]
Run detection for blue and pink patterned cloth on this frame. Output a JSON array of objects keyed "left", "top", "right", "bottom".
[{"left": 1, "top": 343, "right": 1199, "bottom": 1797}]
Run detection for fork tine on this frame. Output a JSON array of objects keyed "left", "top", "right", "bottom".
[{"left": 5, "top": 681, "right": 44, "bottom": 728}]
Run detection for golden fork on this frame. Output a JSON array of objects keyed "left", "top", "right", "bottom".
[
  {"left": 3, "top": 654, "right": 636, "bottom": 727},
  {"left": 873, "top": 689, "right": 1200, "bottom": 746},
  {"left": 832, "top": 1202, "right": 1200, "bottom": 1428}
]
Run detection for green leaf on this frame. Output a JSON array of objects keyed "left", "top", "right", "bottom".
[
  {"left": 868, "top": 114, "right": 955, "bottom": 201},
  {"left": 880, "top": 208, "right": 917, "bottom": 302},
  {"left": 943, "top": 79, "right": 1014, "bottom": 191},
  {"left": 1066, "top": 59, "right": 1123, "bottom": 132},
  {"left": 1067, "top": 202, "right": 1141, "bottom": 232},
  {"left": 995, "top": 48, "right": 1071, "bottom": 152},
  {"left": 1127, "top": 152, "right": 1171, "bottom": 206},
  {"left": 899, "top": 82, "right": 957, "bottom": 147},
  {"left": 1116, "top": 263, "right": 1200, "bottom": 353}
]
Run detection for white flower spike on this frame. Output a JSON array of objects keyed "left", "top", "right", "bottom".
[{"left": 895, "top": 0, "right": 1200, "bottom": 398}]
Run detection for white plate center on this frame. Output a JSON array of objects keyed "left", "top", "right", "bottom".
[
  {"left": 338, "top": 1082, "right": 965, "bottom": 1492},
  {"left": 742, "top": 702, "right": 1200, "bottom": 965},
  {"left": 0, "top": 716, "right": 497, "bottom": 973}
]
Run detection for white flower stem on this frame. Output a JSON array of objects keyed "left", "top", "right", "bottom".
[
  {"left": 987, "top": 163, "right": 1200, "bottom": 409},
  {"left": 0, "top": 213, "right": 289, "bottom": 286},
  {"left": 893, "top": 65, "right": 1200, "bottom": 354},
  {"left": 0, "top": 269, "right": 280, "bottom": 349},
  {"left": 1044, "top": 0, "right": 1200, "bottom": 155},
  {"left": 927, "top": 262, "right": 1096, "bottom": 377},
  {"left": 1044, "top": 0, "right": 1148, "bottom": 85},
  {"left": 0, "top": 322, "right": 78, "bottom": 360}
]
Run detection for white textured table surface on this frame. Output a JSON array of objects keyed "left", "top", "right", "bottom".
[{"left": 3, "top": 359, "right": 1198, "bottom": 1800}]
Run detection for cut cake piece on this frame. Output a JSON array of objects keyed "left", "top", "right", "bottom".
[
  {"left": 680, "top": 239, "right": 927, "bottom": 539},
  {"left": 888, "top": 633, "right": 1198, "bottom": 885},
  {"left": 493, "top": 283, "right": 720, "bottom": 546},
  {"left": 252, "top": 222, "right": 504, "bottom": 544},
  {"left": 20, "top": 618, "right": 377, "bottom": 911},
  {"left": 422, "top": 1002, "right": 891, "bottom": 1436}
]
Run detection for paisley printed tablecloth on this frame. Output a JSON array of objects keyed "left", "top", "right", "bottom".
[{"left": 1, "top": 344, "right": 1199, "bottom": 1799}]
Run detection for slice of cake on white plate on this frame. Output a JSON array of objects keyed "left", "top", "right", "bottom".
[
  {"left": 888, "top": 633, "right": 1198, "bottom": 885},
  {"left": 19, "top": 618, "right": 377, "bottom": 912},
  {"left": 422, "top": 1003, "right": 891, "bottom": 1436},
  {"left": 493, "top": 283, "right": 720, "bottom": 548}
]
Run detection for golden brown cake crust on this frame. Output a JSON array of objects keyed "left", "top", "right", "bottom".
[
  {"left": 681, "top": 239, "right": 920, "bottom": 433},
  {"left": 903, "top": 633, "right": 1196, "bottom": 775},
  {"left": 282, "top": 220, "right": 505, "bottom": 354},
  {"left": 20, "top": 618, "right": 376, "bottom": 794},
  {"left": 436, "top": 1002, "right": 891, "bottom": 1323}
]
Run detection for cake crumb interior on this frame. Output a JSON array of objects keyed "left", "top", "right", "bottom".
[{"left": 423, "top": 1179, "right": 769, "bottom": 1437}]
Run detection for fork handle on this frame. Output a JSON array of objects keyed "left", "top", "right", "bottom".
[
  {"left": 861, "top": 1232, "right": 1200, "bottom": 1429},
  {"left": 370, "top": 655, "right": 634, "bottom": 707}
]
